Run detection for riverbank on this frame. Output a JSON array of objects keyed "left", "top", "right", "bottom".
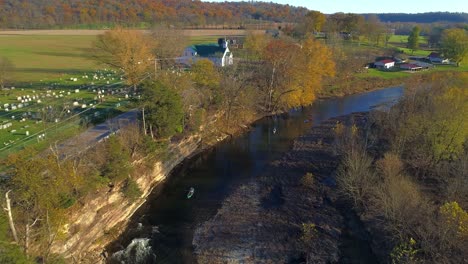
[
  {"left": 192, "top": 113, "right": 373, "bottom": 263},
  {"left": 51, "top": 84, "right": 402, "bottom": 263},
  {"left": 50, "top": 135, "right": 204, "bottom": 262}
]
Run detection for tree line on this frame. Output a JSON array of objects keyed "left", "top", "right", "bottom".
[
  {"left": 0, "top": 0, "right": 467, "bottom": 29},
  {"left": 368, "top": 12, "right": 468, "bottom": 23},
  {"left": 0, "top": 0, "right": 307, "bottom": 29}
]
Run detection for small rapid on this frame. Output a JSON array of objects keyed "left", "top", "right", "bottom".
[{"left": 109, "top": 238, "right": 156, "bottom": 264}]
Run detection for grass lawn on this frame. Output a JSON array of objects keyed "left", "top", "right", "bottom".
[
  {"left": 394, "top": 47, "right": 431, "bottom": 57},
  {"left": 357, "top": 64, "right": 468, "bottom": 80},
  {"left": 431, "top": 64, "right": 468, "bottom": 72},
  {"left": 357, "top": 68, "right": 411, "bottom": 79},
  {"left": 388, "top": 34, "right": 428, "bottom": 45}
]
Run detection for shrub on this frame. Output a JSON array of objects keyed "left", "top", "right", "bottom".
[
  {"left": 301, "top": 172, "right": 314, "bottom": 188},
  {"left": 0, "top": 242, "right": 32, "bottom": 264},
  {"left": 102, "top": 136, "right": 133, "bottom": 182},
  {"left": 439, "top": 201, "right": 468, "bottom": 238},
  {"left": 121, "top": 178, "right": 142, "bottom": 201},
  {"left": 337, "top": 149, "right": 375, "bottom": 208},
  {"left": 390, "top": 238, "right": 419, "bottom": 264},
  {"left": 301, "top": 223, "right": 318, "bottom": 244}
]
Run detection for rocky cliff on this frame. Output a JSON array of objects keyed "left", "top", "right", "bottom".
[{"left": 51, "top": 135, "right": 202, "bottom": 263}]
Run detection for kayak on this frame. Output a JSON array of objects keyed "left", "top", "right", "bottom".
[{"left": 187, "top": 187, "right": 195, "bottom": 199}]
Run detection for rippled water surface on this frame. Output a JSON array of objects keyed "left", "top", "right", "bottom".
[{"left": 110, "top": 87, "right": 404, "bottom": 264}]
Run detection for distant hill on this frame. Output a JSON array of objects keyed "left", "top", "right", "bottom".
[
  {"left": 0, "top": 0, "right": 307, "bottom": 29},
  {"left": 1, "top": 1, "right": 466, "bottom": 29},
  {"left": 366, "top": 12, "right": 468, "bottom": 23}
]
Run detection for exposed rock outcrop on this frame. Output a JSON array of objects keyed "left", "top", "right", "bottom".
[{"left": 51, "top": 135, "right": 202, "bottom": 263}]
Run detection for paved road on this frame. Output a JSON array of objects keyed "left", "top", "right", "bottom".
[{"left": 57, "top": 109, "right": 139, "bottom": 158}]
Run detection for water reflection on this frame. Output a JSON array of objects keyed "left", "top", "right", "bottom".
[{"left": 111, "top": 87, "right": 403, "bottom": 263}]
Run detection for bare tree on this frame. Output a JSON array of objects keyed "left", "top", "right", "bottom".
[
  {"left": 151, "top": 26, "right": 189, "bottom": 70},
  {"left": 3, "top": 190, "right": 19, "bottom": 243}
]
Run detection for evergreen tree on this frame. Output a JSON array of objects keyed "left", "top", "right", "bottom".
[{"left": 142, "top": 81, "right": 184, "bottom": 138}]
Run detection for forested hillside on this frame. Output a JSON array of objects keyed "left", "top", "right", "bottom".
[
  {"left": 1, "top": 0, "right": 467, "bottom": 29},
  {"left": 370, "top": 12, "right": 468, "bottom": 23},
  {"left": 0, "top": 0, "right": 307, "bottom": 29}
]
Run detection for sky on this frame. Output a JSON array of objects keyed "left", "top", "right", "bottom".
[{"left": 203, "top": 0, "right": 468, "bottom": 14}]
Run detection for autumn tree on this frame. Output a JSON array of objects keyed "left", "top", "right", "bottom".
[
  {"left": 407, "top": 26, "right": 421, "bottom": 53},
  {"left": 243, "top": 32, "right": 270, "bottom": 60},
  {"left": 324, "top": 13, "right": 365, "bottom": 42},
  {"left": 191, "top": 59, "right": 221, "bottom": 106},
  {"left": 441, "top": 28, "right": 468, "bottom": 66},
  {"left": 257, "top": 37, "right": 335, "bottom": 112},
  {"left": 363, "top": 14, "right": 384, "bottom": 45},
  {"left": 151, "top": 26, "right": 189, "bottom": 70},
  {"left": 304, "top": 11, "right": 326, "bottom": 33},
  {"left": 281, "top": 38, "right": 335, "bottom": 108},
  {"left": 0, "top": 57, "right": 14, "bottom": 90},
  {"left": 92, "top": 27, "right": 154, "bottom": 90},
  {"left": 293, "top": 10, "right": 326, "bottom": 38},
  {"left": 218, "top": 66, "right": 257, "bottom": 130}
]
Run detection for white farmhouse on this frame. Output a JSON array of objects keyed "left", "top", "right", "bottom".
[
  {"left": 374, "top": 59, "right": 395, "bottom": 69},
  {"left": 177, "top": 39, "right": 233, "bottom": 67}
]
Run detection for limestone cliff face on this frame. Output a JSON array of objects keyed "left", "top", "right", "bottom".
[{"left": 51, "top": 135, "right": 202, "bottom": 263}]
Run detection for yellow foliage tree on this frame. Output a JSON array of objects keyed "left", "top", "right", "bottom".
[
  {"left": 191, "top": 59, "right": 220, "bottom": 89},
  {"left": 93, "top": 27, "right": 154, "bottom": 90},
  {"left": 304, "top": 10, "right": 326, "bottom": 33},
  {"left": 280, "top": 37, "right": 335, "bottom": 108},
  {"left": 244, "top": 32, "right": 270, "bottom": 60},
  {"left": 191, "top": 59, "right": 220, "bottom": 106}
]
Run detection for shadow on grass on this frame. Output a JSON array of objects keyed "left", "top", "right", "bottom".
[
  {"left": 33, "top": 51, "right": 93, "bottom": 59},
  {"left": 14, "top": 68, "right": 90, "bottom": 75}
]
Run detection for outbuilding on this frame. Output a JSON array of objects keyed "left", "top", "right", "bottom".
[{"left": 374, "top": 59, "right": 395, "bottom": 69}]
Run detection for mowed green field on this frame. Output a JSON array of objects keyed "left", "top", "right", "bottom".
[
  {"left": 0, "top": 33, "right": 227, "bottom": 83},
  {"left": 388, "top": 34, "right": 428, "bottom": 45},
  {"left": 0, "top": 35, "right": 99, "bottom": 82}
]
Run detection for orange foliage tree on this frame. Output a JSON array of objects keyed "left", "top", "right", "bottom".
[{"left": 260, "top": 37, "right": 335, "bottom": 111}]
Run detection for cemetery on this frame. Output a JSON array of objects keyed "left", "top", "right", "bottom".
[{"left": 0, "top": 68, "right": 135, "bottom": 157}]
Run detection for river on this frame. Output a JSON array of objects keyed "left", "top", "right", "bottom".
[{"left": 108, "top": 87, "right": 404, "bottom": 264}]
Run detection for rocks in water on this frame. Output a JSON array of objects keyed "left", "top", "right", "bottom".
[{"left": 109, "top": 238, "right": 156, "bottom": 264}]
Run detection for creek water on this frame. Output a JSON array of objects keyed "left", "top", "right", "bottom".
[{"left": 109, "top": 87, "right": 403, "bottom": 264}]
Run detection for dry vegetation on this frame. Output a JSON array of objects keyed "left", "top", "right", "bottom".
[{"left": 335, "top": 72, "right": 468, "bottom": 263}]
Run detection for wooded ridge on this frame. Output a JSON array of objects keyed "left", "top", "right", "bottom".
[{"left": 0, "top": 0, "right": 467, "bottom": 29}]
